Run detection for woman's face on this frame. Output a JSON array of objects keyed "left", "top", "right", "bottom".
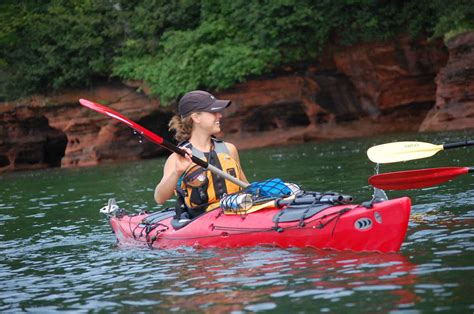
[{"left": 192, "top": 111, "right": 223, "bottom": 135}]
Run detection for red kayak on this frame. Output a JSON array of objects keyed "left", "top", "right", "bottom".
[{"left": 105, "top": 195, "right": 411, "bottom": 253}]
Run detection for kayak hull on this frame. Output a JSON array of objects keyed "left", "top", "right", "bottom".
[{"left": 109, "top": 197, "right": 411, "bottom": 253}]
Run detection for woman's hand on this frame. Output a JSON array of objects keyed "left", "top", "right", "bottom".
[
  {"left": 155, "top": 148, "right": 192, "bottom": 204},
  {"left": 174, "top": 147, "right": 193, "bottom": 175}
]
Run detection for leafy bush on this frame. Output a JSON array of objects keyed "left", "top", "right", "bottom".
[
  {"left": 0, "top": 1, "right": 120, "bottom": 100},
  {"left": 430, "top": 0, "right": 474, "bottom": 40},
  {"left": 1, "top": 0, "right": 472, "bottom": 103},
  {"left": 113, "top": 17, "right": 279, "bottom": 103}
]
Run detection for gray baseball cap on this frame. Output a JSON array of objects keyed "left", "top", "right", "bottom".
[{"left": 178, "top": 90, "right": 231, "bottom": 118}]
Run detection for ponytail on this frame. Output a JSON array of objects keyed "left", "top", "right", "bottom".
[{"left": 168, "top": 114, "right": 193, "bottom": 142}]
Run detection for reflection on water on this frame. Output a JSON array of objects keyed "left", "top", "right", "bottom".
[
  {"left": 0, "top": 130, "right": 473, "bottom": 312},
  {"left": 1, "top": 238, "right": 419, "bottom": 313},
  {"left": 174, "top": 249, "right": 417, "bottom": 313}
]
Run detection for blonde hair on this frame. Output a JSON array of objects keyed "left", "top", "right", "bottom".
[{"left": 169, "top": 114, "right": 194, "bottom": 142}]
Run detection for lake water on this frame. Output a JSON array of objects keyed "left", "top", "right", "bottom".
[{"left": 1, "top": 130, "right": 473, "bottom": 313}]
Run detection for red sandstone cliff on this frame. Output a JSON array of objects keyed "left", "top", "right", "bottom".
[
  {"left": 420, "top": 32, "right": 474, "bottom": 131},
  {"left": 219, "top": 36, "right": 449, "bottom": 148},
  {"left": 0, "top": 85, "right": 173, "bottom": 172},
  {"left": 1, "top": 33, "right": 473, "bottom": 173}
]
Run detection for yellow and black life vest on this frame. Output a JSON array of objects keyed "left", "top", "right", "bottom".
[{"left": 176, "top": 138, "right": 243, "bottom": 217}]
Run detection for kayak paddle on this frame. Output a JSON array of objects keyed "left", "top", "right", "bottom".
[
  {"left": 367, "top": 140, "right": 474, "bottom": 164},
  {"left": 79, "top": 99, "right": 250, "bottom": 189},
  {"left": 368, "top": 166, "right": 473, "bottom": 190}
]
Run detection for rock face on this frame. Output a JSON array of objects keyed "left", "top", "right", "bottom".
[
  {"left": 420, "top": 32, "right": 474, "bottom": 131},
  {"left": 0, "top": 84, "right": 173, "bottom": 173},
  {"left": 333, "top": 36, "right": 447, "bottom": 112},
  {"left": 0, "top": 106, "right": 67, "bottom": 171},
  {"left": 1, "top": 34, "right": 473, "bottom": 173},
  {"left": 218, "top": 37, "right": 449, "bottom": 149}
]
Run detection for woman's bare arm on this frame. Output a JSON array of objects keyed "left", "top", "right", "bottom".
[
  {"left": 226, "top": 142, "right": 249, "bottom": 184},
  {"left": 154, "top": 148, "right": 193, "bottom": 204}
]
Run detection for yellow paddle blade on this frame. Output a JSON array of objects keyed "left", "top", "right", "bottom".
[{"left": 367, "top": 141, "right": 444, "bottom": 164}]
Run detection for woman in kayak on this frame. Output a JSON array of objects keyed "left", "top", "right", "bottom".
[{"left": 154, "top": 90, "right": 249, "bottom": 219}]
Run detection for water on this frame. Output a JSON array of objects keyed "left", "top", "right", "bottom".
[{"left": 1, "top": 130, "right": 473, "bottom": 312}]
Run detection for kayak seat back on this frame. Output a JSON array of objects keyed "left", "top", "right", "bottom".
[{"left": 170, "top": 218, "right": 193, "bottom": 230}]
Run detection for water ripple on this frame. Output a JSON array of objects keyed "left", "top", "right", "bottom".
[{"left": 1, "top": 131, "right": 473, "bottom": 312}]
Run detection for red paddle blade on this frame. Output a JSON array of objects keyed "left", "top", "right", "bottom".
[
  {"left": 369, "top": 167, "right": 471, "bottom": 190},
  {"left": 79, "top": 99, "right": 164, "bottom": 145}
]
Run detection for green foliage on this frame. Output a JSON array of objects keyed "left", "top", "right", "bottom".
[
  {"left": 0, "top": 0, "right": 120, "bottom": 100},
  {"left": 113, "top": 1, "right": 338, "bottom": 102},
  {"left": 115, "top": 0, "right": 201, "bottom": 58},
  {"left": 430, "top": 0, "right": 474, "bottom": 41},
  {"left": 113, "top": 17, "right": 279, "bottom": 103},
  {"left": 1, "top": 0, "right": 472, "bottom": 103}
]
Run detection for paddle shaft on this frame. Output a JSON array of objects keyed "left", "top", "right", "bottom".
[
  {"left": 79, "top": 99, "right": 249, "bottom": 188},
  {"left": 443, "top": 140, "right": 474, "bottom": 149},
  {"left": 160, "top": 139, "right": 248, "bottom": 187},
  {"left": 146, "top": 138, "right": 250, "bottom": 189}
]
